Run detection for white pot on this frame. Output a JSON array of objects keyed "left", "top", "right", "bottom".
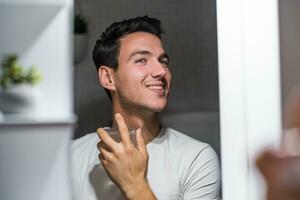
[
  {"left": 74, "top": 33, "right": 88, "bottom": 64},
  {"left": 0, "top": 84, "right": 38, "bottom": 113}
]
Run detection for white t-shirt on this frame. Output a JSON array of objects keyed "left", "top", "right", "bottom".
[{"left": 71, "top": 127, "right": 220, "bottom": 200}]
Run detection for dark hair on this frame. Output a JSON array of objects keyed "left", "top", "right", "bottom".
[{"left": 92, "top": 16, "right": 164, "bottom": 100}]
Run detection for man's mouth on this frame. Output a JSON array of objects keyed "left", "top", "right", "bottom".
[
  {"left": 147, "top": 85, "right": 164, "bottom": 90},
  {"left": 146, "top": 82, "right": 167, "bottom": 96}
]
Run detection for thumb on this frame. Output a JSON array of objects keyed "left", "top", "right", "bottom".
[{"left": 136, "top": 128, "right": 147, "bottom": 154}]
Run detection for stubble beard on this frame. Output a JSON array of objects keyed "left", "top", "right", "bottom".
[{"left": 117, "top": 91, "right": 168, "bottom": 116}]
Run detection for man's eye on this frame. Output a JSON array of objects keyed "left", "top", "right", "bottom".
[
  {"left": 160, "top": 59, "right": 169, "bottom": 67},
  {"left": 135, "top": 58, "right": 147, "bottom": 64}
]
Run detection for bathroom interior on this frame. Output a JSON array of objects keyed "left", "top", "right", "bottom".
[{"left": 0, "top": 0, "right": 299, "bottom": 200}]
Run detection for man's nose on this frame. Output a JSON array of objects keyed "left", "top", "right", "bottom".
[{"left": 151, "top": 60, "right": 168, "bottom": 78}]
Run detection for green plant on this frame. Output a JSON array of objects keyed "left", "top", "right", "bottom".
[
  {"left": 74, "top": 14, "right": 87, "bottom": 34},
  {"left": 0, "top": 54, "right": 42, "bottom": 88}
]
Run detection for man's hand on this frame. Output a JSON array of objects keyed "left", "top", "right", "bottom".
[
  {"left": 256, "top": 150, "right": 300, "bottom": 200},
  {"left": 96, "top": 113, "right": 157, "bottom": 200},
  {"left": 256, "top": 87, "right": 300, "bottom": 200}
]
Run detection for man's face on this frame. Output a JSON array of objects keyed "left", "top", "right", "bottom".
[{"left": 112, "top": 32, "right": 172, "bottom": 113}]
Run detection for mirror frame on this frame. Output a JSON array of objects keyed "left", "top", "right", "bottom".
[{"left": 216, "top": 0, "right": 282, "bottom": 199}]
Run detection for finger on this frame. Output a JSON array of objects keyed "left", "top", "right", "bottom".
[
  {"left": 282, "top": 128, "right": 300, "bottom": 156},
  {"left": 136, "top": 128, "right": 147, "bottom": 154},
  {"left": 98, "top": 152, "right": 105, "bottom": 161},
  {"left": 98, "top": 142, "right": 115, "bottom": 161},
  {"left": 98, "top": 153, "right": 109, "bottom": 166},
  {"left": 97, "top": 128, "right": 118, "bottom": 151},
  {"left": 256, "top": 150, "right": 274, "bottom": 171},
  {"left": 97, "top": 141, "right": 113, "bottom": 153},
  {"left": 256, "top": 150, "right": 285, "bottom": 181},
  {"left": 115, "top": 113, "right": 132, "bottom": 147}
]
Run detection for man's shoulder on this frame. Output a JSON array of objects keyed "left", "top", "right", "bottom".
[
  {"left": 71, "top": 132, "right": 99, "bottom": 178},
  {"left": 163, "top": 127, "right": 210, "bottom": 150},
  {"left": 164, "top": 127, "right": 220, "bottom": 190},
  {"left": 72, "top": 132, "right": 98, "bottom": 150},
  {"left": 71, "top": 132, "right": 99, "bottom": 163},
  {"left": 162, "top": 127, "right": 218, "bottom": 166}
]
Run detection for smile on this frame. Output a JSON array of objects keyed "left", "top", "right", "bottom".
[
  {"left": 146, "top": 83, "right": 167, "bottom": 96},
  {"left": 147, "top": 85, "right": 164, "bottom": 90}
]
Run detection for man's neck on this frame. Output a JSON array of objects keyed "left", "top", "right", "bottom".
[{"left": 111, "top": 109, "right": 161, "bottom": 144}]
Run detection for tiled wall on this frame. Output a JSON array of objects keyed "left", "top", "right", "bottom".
[{"left": 74, "top": 0, "right": 219, "bottom": 138}]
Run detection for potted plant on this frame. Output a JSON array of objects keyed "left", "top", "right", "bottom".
[
  {"left": 0, "top": 54, "right": 42, "bottom": 113},
  {"left": 74, "top": 14, "right": 88, "bottom": 63}
]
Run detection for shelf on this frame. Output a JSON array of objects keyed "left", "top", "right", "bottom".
[{"left": 0, "top": 0, "right": 67, "bottom": 6}]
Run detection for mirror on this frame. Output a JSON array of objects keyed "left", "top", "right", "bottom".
[{"left": 73, "top": 0, "right": 221, "bottom": 199}]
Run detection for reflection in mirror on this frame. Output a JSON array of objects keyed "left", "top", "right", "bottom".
[{"left": 72, "top": 0, "right": 221, "bottom": 199}]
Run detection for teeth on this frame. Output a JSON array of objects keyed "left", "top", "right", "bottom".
[{"left": 148, "top": 85, "right": 163, "bottom": 90}]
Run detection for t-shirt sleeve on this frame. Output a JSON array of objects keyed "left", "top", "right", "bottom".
[{"left": 180, "top": 144, "right": 221, "bottom": 200}]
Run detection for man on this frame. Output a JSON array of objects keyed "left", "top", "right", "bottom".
[
  {"left": 71, "top": 16, "right": 220, "bottom": 200},
  {"left": 256, "top": 87, "right": 300, "bottom": 200}
]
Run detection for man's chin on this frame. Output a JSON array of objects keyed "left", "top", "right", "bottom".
[
  {"left": 150, "top": 104, "right": 167, "bottom": 113},
  {"left": 152, "top": 108, "right": 165, "bottom": 113}
]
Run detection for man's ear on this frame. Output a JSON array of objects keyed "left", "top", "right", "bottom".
[{"left": 98, "top": 66, "right": 116, "bottom": 91}]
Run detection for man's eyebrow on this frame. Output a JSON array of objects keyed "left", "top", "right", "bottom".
[{"left": 127, "top": 50, "right": 152, "bottom": 61}]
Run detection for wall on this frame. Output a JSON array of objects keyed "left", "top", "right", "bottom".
[
  {"left": 279, "top": 0, "right": 300, "bottom": 114},
  {"left": 0, "top": 1, "right": 75, "bottom": 199},
  {"left": 0, "top": 0, "right": 74, "bottom": 118},
  {"left": 74, "top": 0, "right": 219, "bottom": 139}
]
